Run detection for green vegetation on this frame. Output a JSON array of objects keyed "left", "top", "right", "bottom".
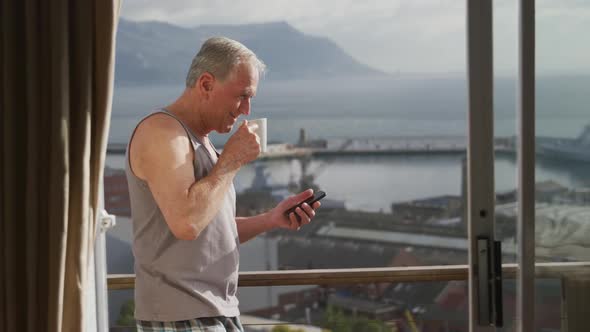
[
  {"left": 322, "top": 305, "right": 393, "bottom": 332},
  {"left": 116, "top": 299, "right": 136, "bottom": 327},
  {"left": 271, "top": 326, "right": 306, "bottom": 332}
]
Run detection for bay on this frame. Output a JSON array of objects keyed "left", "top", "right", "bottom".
[{"left": 107, "top": 75, "right": 590, "bottom": 210}]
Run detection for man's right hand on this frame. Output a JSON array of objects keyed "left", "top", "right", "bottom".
[{"left": 219, "top": 120, "right": 261, "bottom": 170}]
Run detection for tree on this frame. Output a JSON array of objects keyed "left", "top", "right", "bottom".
[
  {"left": 322, "top": 305, "right": 391, "bottom": 332},
  {"left": 116, "top": 299, "right": 136, "bottom": 327}
]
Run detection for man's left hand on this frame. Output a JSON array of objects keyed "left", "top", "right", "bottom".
[{"left": 268, "top": 189, "right": 321, "bottom": 231}]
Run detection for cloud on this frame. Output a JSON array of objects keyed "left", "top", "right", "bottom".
[{"left": 120, "top": 0, "right": 590, "bottom": 74}]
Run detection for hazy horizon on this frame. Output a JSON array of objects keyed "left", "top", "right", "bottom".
[{"left": 120, "top": 0, "right": 590, "bottom": 76}]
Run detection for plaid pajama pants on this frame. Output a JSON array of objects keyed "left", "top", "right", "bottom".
[{"left": 136, "top": 316, "right": 244, "bottom": 332}]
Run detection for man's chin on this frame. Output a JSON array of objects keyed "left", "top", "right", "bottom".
[
  {"left": 219, "top": 124, "right": 233, "bottom": 133},
  {"left": 219, "top": 118, "right": 238, "bottom": 133}
]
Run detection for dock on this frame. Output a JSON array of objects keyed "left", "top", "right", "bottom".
[{"left": 108, "top": 136, "right": 517, "bottom": 159}]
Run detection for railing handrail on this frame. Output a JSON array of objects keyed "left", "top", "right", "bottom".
[{"left": 107, "top": 262, "right": 590, "bottom": 290}]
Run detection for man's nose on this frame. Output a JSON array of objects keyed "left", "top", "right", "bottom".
[{"left": 239, "top": 99, "right": 251, "bottom": 116}]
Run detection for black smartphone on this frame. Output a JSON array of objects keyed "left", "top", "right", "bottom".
[{"left": 284, "top": 190, "right": 327, "bottom": 221}]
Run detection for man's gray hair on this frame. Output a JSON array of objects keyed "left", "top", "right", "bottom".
[{"left": 185, "top": 37, "right": 266, "bottom": 88}]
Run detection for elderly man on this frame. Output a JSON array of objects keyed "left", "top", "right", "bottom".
[{"left": 125, "top": 37, "right": 321, "bottom": 331}]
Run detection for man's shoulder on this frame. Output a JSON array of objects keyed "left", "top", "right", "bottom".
[
  {"left": 136, "top": 112, "right": 185, "bottom": 136},
  {"left": 130, "top": 112, "right": 194, "bottom": 179},
  {"left": 132, "top": 112, "right": 190, "bottom": 150}
]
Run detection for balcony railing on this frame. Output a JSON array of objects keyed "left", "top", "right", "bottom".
[
  {"left": 107, "top": 262, "right": 590, "bottom": 330},
  {"left": 108, "top": 261, "right": 590, "bottom": 289}
]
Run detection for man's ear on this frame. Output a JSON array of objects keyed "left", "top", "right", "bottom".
[{"left": 198, "top": 72, "right": 215, "bottom": 96}]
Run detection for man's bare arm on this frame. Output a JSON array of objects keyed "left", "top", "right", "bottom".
[
  {"left": 130, "top": 115, "right": 259, "bottom": 240},
  {"left": 236, "top": 214, "right": 274, "bottom": 244}
]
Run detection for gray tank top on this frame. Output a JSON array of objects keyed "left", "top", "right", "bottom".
[{"left": 125, "top": 109, "right": 240, "bottom": 321}]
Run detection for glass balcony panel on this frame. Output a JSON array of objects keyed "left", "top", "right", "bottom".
[
  {"left": 535, "top": 2, "right": 590, "bottom": 331},
  {"left": 108, "top": 289, "right": 135, "bottom": 332}
]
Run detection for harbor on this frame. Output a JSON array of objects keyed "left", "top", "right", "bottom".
[
  {"left": 107, "top": 128, "right": 517, "bottom": 159},
  {"left": 103, "top": 126, "right": 590, "bottom": 330},
  {"left": 108, "top": 125, "right": 590, "bottom": 166}
]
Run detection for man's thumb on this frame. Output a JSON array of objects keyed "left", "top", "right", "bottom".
[{"left": 293, "top": 189, "right": 313, "bottom": 203}]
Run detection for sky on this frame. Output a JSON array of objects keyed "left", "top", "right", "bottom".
[{"left": 120, "top": 0, "right": 590, "bottom": 75}]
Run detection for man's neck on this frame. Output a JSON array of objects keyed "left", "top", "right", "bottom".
[{"left": 166, "top": 89, "right": 210, "bottom": 138}]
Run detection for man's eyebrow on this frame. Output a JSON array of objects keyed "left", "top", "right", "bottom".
[{"left": 243, "top": 87, "right": 256, "bottom": 96}]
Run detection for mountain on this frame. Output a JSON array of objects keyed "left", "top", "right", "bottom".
[{"left": 115, "top": 19, "right": 385, "bottom": 84}]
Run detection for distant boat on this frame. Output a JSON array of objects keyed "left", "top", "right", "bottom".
[{"left": 538, "top": 125, "right": 590, "bottom": 162}]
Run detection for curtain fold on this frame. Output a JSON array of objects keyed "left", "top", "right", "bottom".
[{"left": 1, "top": 0, "right": 119, "bottom": 330}]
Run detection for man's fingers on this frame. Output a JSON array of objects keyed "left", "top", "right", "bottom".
[
  {"left": 246, "top": 123, "right": 259, "bottom": 132},
  {"left": 288, "top": 212, "right": 299, "bottom": 229},
  {"left": 301, "top": 203, "right": 315, "bottom": 219},
  {"left": 296, "top": 207, "right": 311, "bottom": 224},
  {"left": 283, "top": 190, "right": 319, "bottom": 231}
]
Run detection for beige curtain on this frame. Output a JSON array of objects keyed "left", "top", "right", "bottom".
[{"left": 1, "top": 0, "right": 119, "bottom": 331}]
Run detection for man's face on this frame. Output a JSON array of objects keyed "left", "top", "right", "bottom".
[{"left": 209, "top": 62, "right": 259, "bottom": 133}]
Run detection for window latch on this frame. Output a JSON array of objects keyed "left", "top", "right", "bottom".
[
  {"left": 99, "top": 209, "right": 117, "bottom": 232},
  {"left": 477, "top": 237, "right": 503, "bottom": 327}
]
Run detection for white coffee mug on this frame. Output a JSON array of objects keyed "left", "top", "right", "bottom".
[{"left": 249, "top": 118, "right": 267, "bottom": 153}]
